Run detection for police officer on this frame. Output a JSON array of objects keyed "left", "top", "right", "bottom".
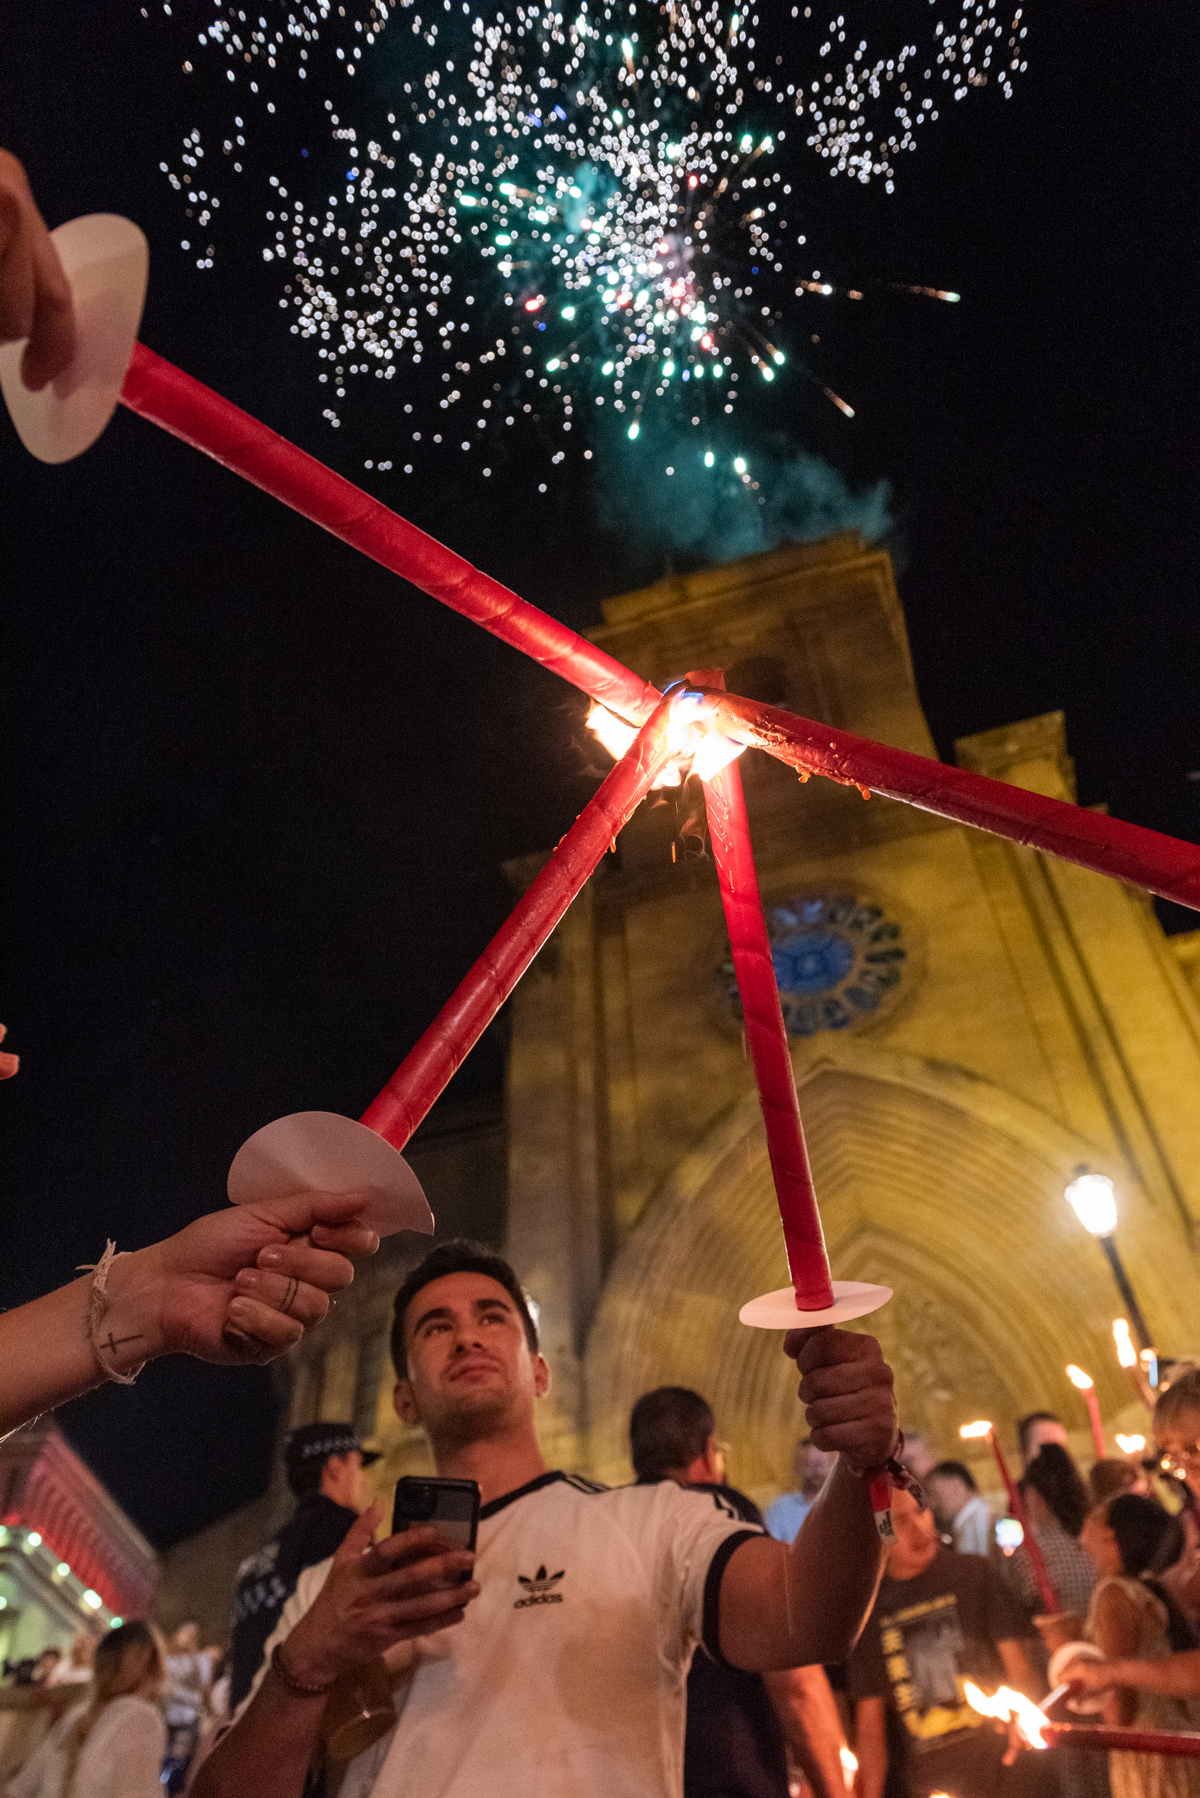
[{"left": 227, "top": 1423, "right": 379, "bottom": 1709}]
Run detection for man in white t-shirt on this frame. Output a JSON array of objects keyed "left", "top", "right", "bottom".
[{"left": 193, "top": 1239, "right": 898, "bottom": 1798}]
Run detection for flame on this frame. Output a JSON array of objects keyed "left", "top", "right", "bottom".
[
  {"left": 1113, "top": 1318, "right": 1137, "bottom": 1369},
  {"left": 960, "top": 1420, "right": 993, "bottom": 1440},
  {"left": 585, "top": 693, "right": 746, "bottom": 790},
  {"left": 1066, "top": 1364, "right": 1094, "bottom": 1391},
  {"left": 1116, "top": 1433, "right": 1146, "bottom": 1455},
  {"left": 839, "top": 1746, "right": 858, "bottom": 1786},
  {"left": 963, "top": 1682, "right": 1051, "bottom": 1750}
]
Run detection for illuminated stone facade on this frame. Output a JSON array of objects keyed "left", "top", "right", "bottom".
[{"left": 501, "top": 533, "right": 1200, "bottom": 1504}]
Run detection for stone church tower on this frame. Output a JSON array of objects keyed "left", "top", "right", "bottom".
[
  {"left": 158, "top": 533, "right": 1200, "bottom": 1633},
  {"left": 500, "top": 531, "right": 1200, "bottom": 1504}
]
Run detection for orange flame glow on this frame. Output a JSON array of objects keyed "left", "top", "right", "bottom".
[
  {"left": 1066, "top": 1364, "right": 1094, "bottom": 1391},
  {"left": 585, "top": 693, "right": 746, "bottom": 789},
  {"left": 959, "top": 1420, "right": 993, "bottom": 1440},
  {"left": 1113, "top": 1319, "right": 1137, "bottom": 1369},
  {"left": 1116, "top": 1433, "right": 1146, "bottom": 1455},
  {"left": 964, "top": 1682, "right": 1051, "bottom": 1750}
]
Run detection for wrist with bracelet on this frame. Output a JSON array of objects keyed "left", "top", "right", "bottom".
[
  {"left": 270, "top": 1640, "right": 339, "bottom": 1698},
  {"left": 76, "top": 1242, "right": 150, "bottom": 1387},
  {"left": 844, "top": 1431, "right": 921, "bottom": 1542}
]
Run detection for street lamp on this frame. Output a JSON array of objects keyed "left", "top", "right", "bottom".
[{"left": 1064, "top": 1168, "right": 1155, "bottom": 1354}]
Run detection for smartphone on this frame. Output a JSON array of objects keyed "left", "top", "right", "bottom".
[{"left": 391, "top": 1477, "right": 481, "bottom": 1564}]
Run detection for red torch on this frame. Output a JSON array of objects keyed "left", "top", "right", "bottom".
[
  {"left": 1066, "top": 1365, "right": 1107, "bottom": 1463},
  {"left": 961, "top": 1420, "right": 1060, "bottom": 1613}
]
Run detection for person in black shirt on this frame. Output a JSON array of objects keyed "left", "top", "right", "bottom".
[
  {"left": 227, "top": 1422, "right": 379, "bottom": 1709},
  {"left": 847, "top": 1485, "right": 1039, "bottom": 1798},
  {"left": 630, "top": 1386, "right": 848, "bottom": 1798}
]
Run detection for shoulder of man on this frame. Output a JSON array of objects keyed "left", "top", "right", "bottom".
[
  {"left": 687, "top": 1481, "right": 765, "bottom": 1529},
  {"left": 622, "top": 1477, "right": 764, "bottom": 1532}
]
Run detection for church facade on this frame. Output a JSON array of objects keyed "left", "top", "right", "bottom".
[{"left": 159, "top": 534, "right": 1200, "bottom": 1633}]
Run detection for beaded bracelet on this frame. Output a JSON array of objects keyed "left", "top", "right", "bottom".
[{"left": 271, "top": 1641, "right": 338, "bottom": 1697}]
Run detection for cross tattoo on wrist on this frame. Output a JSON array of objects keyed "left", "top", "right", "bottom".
[{"left": 102, "top": 1331, "right": 145, "bottom": 1357}]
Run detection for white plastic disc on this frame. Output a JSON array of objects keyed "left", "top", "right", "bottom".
[
  {"left": 228, "top": 1112, "right": 434, "bottom": 1239},
  {"left": 739, "top": 1280, "right": 893, "bottom": 1330},
  {"left": 1046, "top": 1642, "right": 1107, "bottom": 1716},
  {"left": 0, "top": 214, "right": 148, "bottom": 464}
]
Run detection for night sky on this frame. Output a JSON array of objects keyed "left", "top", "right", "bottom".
[{"left": 1, "top": 2, "right": 1198, "bottom": 1550}]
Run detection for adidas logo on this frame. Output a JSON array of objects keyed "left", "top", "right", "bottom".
[{"left": 514, "top": 1565, "right": 565, "bottom": 1608}]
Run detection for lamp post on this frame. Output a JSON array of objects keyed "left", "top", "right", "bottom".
[{"left": 1064, "top": 1170, "right": 1156, "bottom": 1355}]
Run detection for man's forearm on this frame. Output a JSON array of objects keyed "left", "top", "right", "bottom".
[
  {"left": 720, "top": 1460, "right": 885, "bottom": 1668},
  {"left": 853, "top": 1697, "right": 887, "bottom": 1798},
  {"left": 787, "top": 1460, "right": 885, "bottom": 1663},
  {"left": 190, "top": 1669, "right": 326, "bottom": 1798},
  {"left": 1098, "top": 1653, "right": 1200, "bottom": 1700},
  {"left": 0, "top": 1263, "right": 163, "bottom": 1436},
  {"left": 765, "top": 1665, "right": 847, "bottom": 1798}
]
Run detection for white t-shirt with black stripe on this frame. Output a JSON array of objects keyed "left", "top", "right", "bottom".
[{"left": 245, "top": 1469, "right": 760, "bottom": 1797}]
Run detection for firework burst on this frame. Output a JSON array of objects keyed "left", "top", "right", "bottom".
[{"left": 150, "top": 0, "right": 1027, "bottom": 476}]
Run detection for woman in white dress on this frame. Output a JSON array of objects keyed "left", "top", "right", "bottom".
[
  {"left": 3, "top": 1621, "right": 167, "bottom": 1798},
  {"left": 1082, "top": 1493, "right": 1200, "bottom": 1798}
]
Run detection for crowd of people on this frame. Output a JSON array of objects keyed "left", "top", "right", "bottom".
[
  {"left": 820, "top": 1387, "right": 1200, "bottom": 1798},
  {"left": 12, "top": 1229, "right": 1200, "bottom": 1798}
]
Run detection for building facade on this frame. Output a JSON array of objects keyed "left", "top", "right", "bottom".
[
  {"left": 0, "top": 1421, "right": 156, "bottom": 1664},
  {"left": 511, "top": 535, "right": 1200, "bottom": 1502}
]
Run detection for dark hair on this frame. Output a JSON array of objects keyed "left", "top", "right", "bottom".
[
  {"left": 1089, "top": 1458, "right": 1139, "bottom": 1506},
  {"left": 289, "top": 1462, "right": 320, "bottom": 1500},
  {"left": 1107, "top": 1493, "right": 1184, "bottom": 1578},
  {"left": 1021, "top": 1442, "right": 1089, "bottom": 1536},
  {"left": 1154, "top": 1368, "right": 1200, "bottom": 1429},
  {"left": 390, "top": 1240, "right": 538, "bottom": 1377},
  {"left": 1017, "top": 1412, "right": 1063, "bottom": 1461},
  {"left": 629, "top": 1387, "right": 715, "bottom": 1483},
  {"left": 929, "top": 1461, "right": 978, "bottom": 1492},
  {"left": 1106, "top": 1494, "right": 1197, "bottom": 1652}
]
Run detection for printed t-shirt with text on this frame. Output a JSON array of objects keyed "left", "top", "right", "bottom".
[
  {"left": 241, "top": 1470, "right": 761, "bottom": 1798},
  {"left": 847, "top": 1548, "right": 1027, "bottom": 1753}
]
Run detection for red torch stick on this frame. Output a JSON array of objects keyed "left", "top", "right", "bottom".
[
  {"left": 703, "top": 757, "right": 835, "bottom": 1312},
  {"left": 1067, "top": 1365, "right": 1107, "bottom": 1462},
  {"left": 119, "top": 345, "right": 661, "bottom": 730},
  {"left": 360, "top": 695, "right": 674, "bottom": 1147},
  {"left": 1045, "top": 1724, "right": 1200, "bottom": 1758},
  {"left": 229, "top": 695, "right": 675, "bottom": 1230},
  {"left": 115, "top": 346, "right": 1200, "bottom": 911},
  {"left": 961, "top": 1421, "right": 1060, "bottom": 1613},
  {"left": 694, "top": 690, "right": 1200, "bottom": 912}
]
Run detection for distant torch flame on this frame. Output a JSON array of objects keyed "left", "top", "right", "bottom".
[
  {"left": 1066, "top": 1364, "right": 1094, "bottom": 1391},
  {"left": 1116, "top": 1433, "right": 1146, "bottom": 1455},
  {"left": 964, "top": 1682, "right": 1051, "bottom": 1750},
  {"left": 960, "top": 1420, "right": 993, "bottom": 1440},
  {"left": 1113, "top": 1318, "right": 1137, "bottom": 1369},
  {"left": 586, "top": 694, "right": 745, "bottom": 788},
  {"left": 895, "top": 284, "right": 961, "bottom": 302},
  {"left": 839, "top": 1746, "right": 858, "bottom": 1788}
]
